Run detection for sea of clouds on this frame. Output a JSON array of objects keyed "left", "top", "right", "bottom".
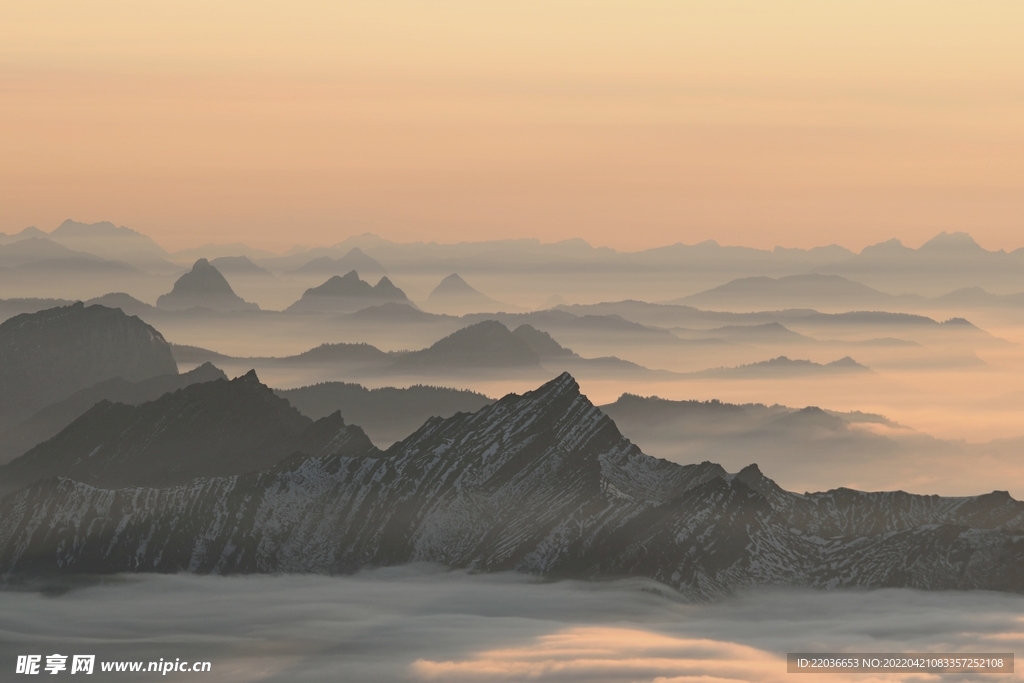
[{"left": 1, "top": 566, "right": 1021, "bottom": 682}]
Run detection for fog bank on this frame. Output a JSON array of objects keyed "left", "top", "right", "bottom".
[{"left": 2, "top": 569, "right": 1021, "bottom": 682}]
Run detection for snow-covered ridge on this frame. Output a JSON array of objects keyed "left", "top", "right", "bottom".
[{"left": 1, "top": 373, "right": 1022, "bottom": 598}]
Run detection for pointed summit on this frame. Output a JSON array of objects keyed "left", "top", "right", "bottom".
[
  {"left": 424, "top": 273, "right": 510, "bottom": 314},
  {"left": 0, "top": 368, "right": 378, "bottom": 492},
  {"left": 431, "top": 273, "right": 478, "bottom": 296},
  {"left": 287, "top": 271, "right": 412, "bottom": 312},
  {"left": 156, "top": 259, "right": 259, "bottom": 311},
  {"left": 919, "top": 231, "right": 982, "bottom": 252}
]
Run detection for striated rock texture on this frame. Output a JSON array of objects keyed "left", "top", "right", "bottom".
[
  {"left": 286, "top": 271, "right": 410, "bottom": 312},
  {"left": 0, "top": 303, "right": 178, "bottom": 429},
  {"left": 156, "top": 259, "right": 259, "bottom": 311},
  {"left": 0, "top": 370, "right": 373, "bottom": 495},
  {"left": 1, "top": 373, "right": 1022, "bottom": 598}
]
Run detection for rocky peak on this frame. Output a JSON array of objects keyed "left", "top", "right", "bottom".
[{"left": 156, "top": 260, "right": 258, "bottom": 311}]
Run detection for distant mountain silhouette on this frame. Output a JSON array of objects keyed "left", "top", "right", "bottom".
[
  {"left": 209, "top": 255, "right": 272, "bottom": 276},
  {"left": 277, "top": 382, "right": 493, "bottom": 446},
  {"left": 0, "top": 363, "right": 226, "bottom": 464},
  {"left": 287, "top": 248, "right": 387, "bottom": 277},
  {"left": 286, "top": 271, "right": 411, "bottom": 312},
  {"left": 680, "top": 274, "right": 894, "bottom": 311},
  {"left": 156, "top": 259, "right": 259, "bottom": 311},
  {"left": 348, "top": 302, "right": 450, "bottom": 323},
  {"left": 935, "top": 287, "right": 1024, "bottom": 309},
  {"left": 85, "top": 292, "right": 158, "bottom": 317},
  {"left": 169, "top": 341, "right": 392, "bottom": 369},
  {"left": 170, "top": 321, "right": 667, "bottom": 381},
  {"left": 170, "top": 243, "right": 278, "bottom": 263},
  {"left": 0, "top": 297, "right": 76, "bottom": 321},
  {"left": 816, "top": 231, "right": 1024, "bottom": 294},
  {"left": 0, "top": 237, "right": 129, "bottom": 271},
  {"left": 283, "top": 342, "right": 391, "bottom": 364},
  {"left": 425, "top": 273, "right": 509, "bottom": 313},
  {"left": 48, "top": 220, "right": 176, "bottom": 272},
  {"left": 511, "top": 324, "right": 576, "bottom": 358},
  {"left": 673, "top": 321, "right": 814, "bottom": 344},
  {"left": 462, "top": 310, "right": 683, "bottom": 345},
  {"left": 391, "top": 320, "right": 541, "bottom": 371},
  {"left": 0, "top": 370, "right": 376, "bottom": 494},
  {"left": 692, "top": 355, "right": 870, "bottom": 378},
  {"left": 0, "top": 303, "right": 178, "bottom": 429},
  {"left": 599, "top": 393, "right": 925, "bottom": 493},
  {"left": 0, "top": 226, "right": 48, "bottom": 245}
]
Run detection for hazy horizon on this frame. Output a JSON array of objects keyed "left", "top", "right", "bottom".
[
  {"left": 3, "top": 2, "right": 1023, "bottom": 252},
  {"left": 3, "top": 4, "right": 1022, "bottom": 681}
]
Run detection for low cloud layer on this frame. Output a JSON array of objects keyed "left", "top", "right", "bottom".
[{"left": 2, "top": 568, "right": 1021, "bottom": 682}]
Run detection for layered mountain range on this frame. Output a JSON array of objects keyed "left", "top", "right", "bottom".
[
  {"left": 0, "top": 303, "right": 178, "bottom": 429},
  {"left": 0, "top": 362, "right": 226, "bottom": 464},
  {"left": 1, "top": 373, "right": 1020, "bottom": 597},
  {"left": 287, "top": 271, "right": 411, "bottom": 312},
  {"left": 0, "top": 370, "right": 370, "bottom": 495}
]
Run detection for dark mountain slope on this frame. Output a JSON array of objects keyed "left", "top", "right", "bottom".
[
  {"left": 1, "top": 374, "right": 1022, "bottom": 597},
  {"left": 276, "top": 382, "right": 494, "bottom": 446},
  {"left": 0, "top": 303, "right": 177, "bottom": 429},
  {"left": 0, "top": 370, "right": 376, "bottom": 494},
  {"left": 0, "top": 363, "right": 226, "bottom": 464}
]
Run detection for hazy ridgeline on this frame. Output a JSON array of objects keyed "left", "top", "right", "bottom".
[
  {"left": 1, "top": 222, "right": 1024, "bottom": 487},
  {"left": 2, "top": 222, "right": 1024, "bottom": 682}
]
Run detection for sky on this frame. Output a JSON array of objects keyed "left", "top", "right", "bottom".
[{"left": 2, "top": 1, "right": 1023, "bottom": 252}]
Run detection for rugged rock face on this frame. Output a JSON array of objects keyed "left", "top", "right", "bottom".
[
  {"left": 0, "top": 370, "right": 374, "bottom": 494},
  {"left": 156, "top": 259, "right": 259, "bottom": 311},
  {"left": 0, "top": 303, "right": 178, "bottom": 429},
  {"left": 276, "top": 382, "right": 493, "bottom": 446},
  {"left": 286, "top": 271, "right": 411, "bottom": 312},
  {"left": 1, "top": 373, "right": 1022, "bottom": 597}
]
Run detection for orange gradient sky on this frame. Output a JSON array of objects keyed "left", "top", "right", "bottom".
[{"left": 1, "top": 1, "right": 1022, "bottom": 252}]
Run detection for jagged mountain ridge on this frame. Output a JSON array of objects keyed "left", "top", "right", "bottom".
[
  {"left": 276, "top": 382, "right": 493, "bottom": 446},
  {"left": 0, "top": 373, "right": 1021, "bottom": 597},
  {"left": 0, "top": 362, "right": 227, "bottom": 464},
  {"left": 0, "top": 370, "right": 374, "bottom": 494},
  {"left": 286, "top": 271, "right": 410, "bottom": 312}
]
